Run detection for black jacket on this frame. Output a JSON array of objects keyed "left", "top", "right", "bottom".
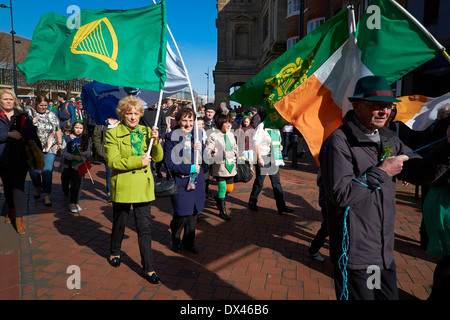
[
  {"left": 319, "top": 110, "right": 449, "bottom": 269},
  {"left": 139, "top": 106, "right": 167, "bottom": 139}
]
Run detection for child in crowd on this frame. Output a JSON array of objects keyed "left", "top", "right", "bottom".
[
  {"left": 59, "top": 125, "right": 72, "bottom": 195},
  {"left": 237, "top": 115, "right": 255, "bottom": 163},
  {"left": 61, "top": 121, "right": 91, "bottom": 213}
]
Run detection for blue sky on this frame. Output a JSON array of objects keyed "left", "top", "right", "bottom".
[{"left": 0, "top": 0, "right": 217, "bottom": 100}]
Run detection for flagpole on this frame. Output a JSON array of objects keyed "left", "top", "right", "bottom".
[
  {"left": 388, "top": 0, "right": 450, "bottom": 64},
  {"left": 152, "top": 0, "right": 199, "bottom": 165},
  {"left": 347, "top": 5, "right": 356, "bottom": 34},
  {"left": 146, "top": 88, "right": 165, "bottom": 157}
]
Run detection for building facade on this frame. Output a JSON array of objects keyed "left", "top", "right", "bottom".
[
  {"left": 214, "top": 0, "right": 450, "bottom": 107},
  {"left": 214, "top": 0, "right": 288, "bottom": 105}
]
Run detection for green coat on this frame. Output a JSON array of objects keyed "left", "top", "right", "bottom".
[{"left": 105, "top": 123, "right": 163, "bottom": 203}]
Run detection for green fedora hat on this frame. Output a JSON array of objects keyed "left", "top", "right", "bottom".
[{"left": 348, "top": 75, "right": 401, "bottom": 103}]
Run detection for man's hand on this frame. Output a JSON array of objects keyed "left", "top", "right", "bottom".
[{"left": 379, "top": 155, "right": 409, "bottom": 177}]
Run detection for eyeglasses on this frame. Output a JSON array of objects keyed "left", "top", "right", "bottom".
[{"left": 362, "top": 101, "right": 396, "bottom": 110}]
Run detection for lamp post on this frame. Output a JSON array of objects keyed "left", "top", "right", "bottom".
[{"left": 1, "top": 0, "right": 18, "bottom": 96}]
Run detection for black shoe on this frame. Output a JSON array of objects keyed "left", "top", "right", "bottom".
[
  {"left": 219, "top": 212, "right": 231, "bottom": 221},
  {"left": 108, "top": 256, "right": 121, "bottom": 268},
  {"left": 183, "top": 245, "right": 199, "bottom": 254},
  {"left": 278, "top": 207, "right": 294, "bottom": 215},
  {"left": 143, "top": 272, "right": 161, "bottom": 284},
  {"left": 248, "top": 203, "right": 259, "bottom": 211},
  {"left": 173, "top": 243, "right": 182, "bottom": 253}
]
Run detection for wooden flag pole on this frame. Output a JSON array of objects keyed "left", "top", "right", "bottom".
[{"left": 82, "top": 155, "right": 94, "bottom": 184}]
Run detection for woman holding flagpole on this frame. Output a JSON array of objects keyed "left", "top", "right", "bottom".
[
  {"left": 105, "top": 95, "right": 163, "bottom": 285},
  {"left": 164, "top": 106, "right": 205, "bottom": 254}
]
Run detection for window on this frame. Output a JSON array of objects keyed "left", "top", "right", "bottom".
[
  {"left": 262, "top": 12, "right": 268, "bottom": 41},
  {"left": 307, "top": 17, "right": 325, "bottom": 34},
  {"left": 287, "top": 0, "right": 300, "bottom": 17},
  {"left": 235, "top": 26, "right": 249, "bottom": 57},
  {"left": 287, "top": 37, "right": 299, "bottom": 50}
]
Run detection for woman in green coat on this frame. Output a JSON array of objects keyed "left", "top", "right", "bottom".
[{"left": 105, "top": 95, "right": 163, "bottom": 285}]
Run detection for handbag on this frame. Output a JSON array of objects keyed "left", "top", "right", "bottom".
[
  {"left": 154, "top": 161, "right": 178, "bottom": 198},
  {"left": 234, "top": 160, "right": 253, "bottom": 183}
]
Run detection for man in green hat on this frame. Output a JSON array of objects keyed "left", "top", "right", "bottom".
[{"left": 319, "top": 75, "right": 450, "bottom": 300}]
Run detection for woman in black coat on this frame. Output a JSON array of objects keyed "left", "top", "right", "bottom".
[
  {"left": 0, "top": 89, "right": 42, "bottom": 234},
  {"left": 163, "top": 107, "right": 205, "bottom": 254}
]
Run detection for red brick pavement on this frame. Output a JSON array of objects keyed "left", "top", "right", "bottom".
[{"left": 0, "top": 151, "right": 440, "bottom": 300}]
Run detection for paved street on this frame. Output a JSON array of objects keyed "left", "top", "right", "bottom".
[{"left": 0, "top": 150, "right": 439, "bottom": 301}]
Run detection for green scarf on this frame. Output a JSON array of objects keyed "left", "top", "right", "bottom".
[
  {"left": 127, "top": 125, "right": 145, "bottom": 156},
  {"left": 267, "top": 128, "right": 283, "bottom": 165},
  {"left": 223, "top": 133, "right": 234, "bottom": 173}
]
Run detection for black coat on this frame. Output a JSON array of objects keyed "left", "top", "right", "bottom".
[
  {"left": 0, "top": 108, "right": 42, "bottom": 170},
  {"left": 319, "top": 110, "right": 449, "bottom": 269},
  {"left": 163, "top": 127, "right": 205, "bottom": 216},
  {"left": 139, "top": 107, "right": 167, "bottom": 139}
]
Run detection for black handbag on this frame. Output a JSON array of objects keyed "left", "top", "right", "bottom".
[
  {"left": 154, "top": 163, "right": 178, "bottom": 198},
  {"left": 234, "top": 160, "right": 253, "bottom": 183}
]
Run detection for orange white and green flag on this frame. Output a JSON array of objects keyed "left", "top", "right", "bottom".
[
  {"left": 229, "top": 0, "right": 443, "bottom": 165},
  {"left": 395, "top": 92, "right": 450, "bottom": 131}
]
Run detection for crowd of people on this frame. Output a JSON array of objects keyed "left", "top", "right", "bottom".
[{"left": 1, "top": 75, "right": 449, "bottom": 299}]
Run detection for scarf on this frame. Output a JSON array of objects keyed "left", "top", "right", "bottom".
[
  {"left": 223, "top": 133, "right": 235, "bottom": 173},
  {"left": 127, "top": 125, "right": 145, "bottom": 156}
]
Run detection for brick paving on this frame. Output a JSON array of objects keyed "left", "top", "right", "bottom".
[{"left": 0, "top": 150, "right": 440, "bottom": 300}]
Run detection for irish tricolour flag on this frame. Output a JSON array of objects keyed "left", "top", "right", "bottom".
[
  {"left": 395, "top": 93, "right": 450, "bottom": 131},
  {"left": 229, "top": 0, "right": 443, "bottom": 165}
]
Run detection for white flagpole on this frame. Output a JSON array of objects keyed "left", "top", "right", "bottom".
[
  {"left": 146, "top": 88, "right": 165, "bottom": 157},
  {"left": 152, "top": 0, "right": 199, "bottom": 165}
]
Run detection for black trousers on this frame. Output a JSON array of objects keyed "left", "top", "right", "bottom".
[
  {"left": 333, "top": 262, "right": 399, "bottom": 300},
  {"left": 429, "top": 255, "right": 450, "bottom": 300},
  {"left": 110, "top": 202, "right": 155, "bottom": 273},
  {"left": 170, "top": 210, "right": 198, "bottom": 248},
  {"left": 69, "top": 168, "right": 84, "bottom": 204},
  {"left": 309, "top": 182, "right": 328, "bottom": 254},
  {"left": 0, "top": 165, "right": 28, "bottom": 218},
  {"left": 249, "top": 162, "right": 286, "bottom": 210}
]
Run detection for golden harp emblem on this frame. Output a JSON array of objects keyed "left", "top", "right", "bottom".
[{"left": 70, "top": 17, "right": 119, "bottom": 70}]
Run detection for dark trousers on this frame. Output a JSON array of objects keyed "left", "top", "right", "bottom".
[
  {"left": 170, "top": 211, "right": 198, "bottom": 248},
  {"left": 61, "top": 167, "right": 71, "bottom": 195},
  {"left": 249, "top": 162, "right": 286, "bottom": 210},
  {"left": 309, "top": 182, "right": 328, "bottom": 254},
  {"left": 429, "top": 255, "right": 450, "bottom": 300},
  {"left": 0, "top": 166, "right": 28, "bottom": 218},
  {"left": 110, "top": 202, "right": 155, "bottom": 273},
  {"left": 333, "top": 262, "right": 399, "bottom": 300},
  {"left": 69, "top": 168, "right": 84, "bottom": 204}
]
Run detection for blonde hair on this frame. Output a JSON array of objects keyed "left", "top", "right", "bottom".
[
  {"left": 0, "top": 88, "right": 20, "bottom": 109},
  {"left": 116, "top": 95, "right": 145, "bottom": 120}
]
